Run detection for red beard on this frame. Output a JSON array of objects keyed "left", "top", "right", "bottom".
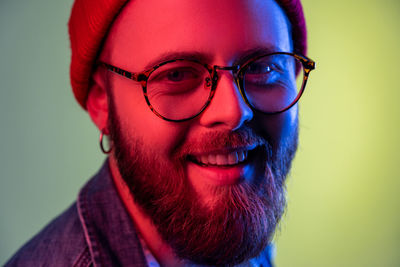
[{"left": 108, "top": 100, "right": 297, "bottom": 266}]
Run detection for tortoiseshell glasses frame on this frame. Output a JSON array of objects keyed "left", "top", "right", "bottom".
[{"left": 100, "top": 52, "right": 315, "bottom": 122}]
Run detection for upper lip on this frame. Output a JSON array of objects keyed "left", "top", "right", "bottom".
[{"left": 187, "top": 144, "right": 258, "bottom": 157}]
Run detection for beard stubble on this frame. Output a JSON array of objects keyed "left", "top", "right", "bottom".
[{"left": 108, "top": 98, "right": 298, "bottom": 266}]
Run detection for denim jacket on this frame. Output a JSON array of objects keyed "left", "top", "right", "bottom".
[{"left": 5, "top": 161, "right": 274, "bottom": 267}]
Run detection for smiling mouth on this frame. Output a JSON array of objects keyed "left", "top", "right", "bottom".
[{"left": 188, "top": 147, "right": 258, "bottom": 167}]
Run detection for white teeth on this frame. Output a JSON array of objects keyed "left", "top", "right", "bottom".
[
  {"left": 237, "top": 151, "right": 243, "bottom": 162},
  {"left": 228, "top": 152, "right": 238, "bottom": 165},
  {"left": 195, "top": 150, "right": 249, "bottom": 166},
  {"left": 208, "top": 154, "right": 217, "bottom": 165},
  {"left": 216, "top": 154, "right": 226, "bottom": 165},
  {"left": 200, "top": 155, "right": 209, "bottom": 165}
]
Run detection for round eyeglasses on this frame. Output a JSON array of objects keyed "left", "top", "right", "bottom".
[{"left": 101, "top": 52, "right": 315, "bottom": 122}]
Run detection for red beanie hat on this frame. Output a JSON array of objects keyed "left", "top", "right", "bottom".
[{"left": 68, "top": 0, "right": 307, "bottom": 109}]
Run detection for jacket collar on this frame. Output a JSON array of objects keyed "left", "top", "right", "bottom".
[{"left": 77, "top": 159, "right": 148, "bottom": 267}]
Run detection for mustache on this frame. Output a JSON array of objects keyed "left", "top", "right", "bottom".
[{"left": 176, "top": 127, "right": 269, "bottom": 156}]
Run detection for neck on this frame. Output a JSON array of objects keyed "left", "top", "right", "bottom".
[{"left": 108, "top": 155, "right": 187, "bottom": 267}]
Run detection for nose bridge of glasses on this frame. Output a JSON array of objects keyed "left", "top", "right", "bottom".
[
  {"left": 203, "top": 64, "right": 253, "bottom": 128},
  {"left": 210, "top": 64, "right": 249, "bottom": 109},
  {"left": 213, "top": 65, "right": 239, "bottom": 78},
  {"left": 211, "top": 64, "right": 240, "bottom": 83},
  {"left": 210, "top": 64, "right": 246, "bottom": 103},
  {"left": 214, "top": 65, "right": 240, "bottom": 71}
]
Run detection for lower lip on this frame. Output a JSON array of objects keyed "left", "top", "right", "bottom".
[{"left": 186, "top": 160, "right": 254, "bottom": 186}]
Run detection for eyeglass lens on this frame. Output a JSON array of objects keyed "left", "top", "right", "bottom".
[
  {"left": 147, "top": 60, "right": 212, "bottom": 121},
  {"left": 243, "top": 54, "right": 303, "bottom": 113}
]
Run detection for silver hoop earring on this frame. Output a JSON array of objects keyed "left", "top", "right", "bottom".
[{"left": 99, "top": 129, "right": 112, "bottom": 154}]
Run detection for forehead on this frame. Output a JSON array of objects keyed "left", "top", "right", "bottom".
[{"left": 101, "top": 0, "right": 291, "bottom": 68}]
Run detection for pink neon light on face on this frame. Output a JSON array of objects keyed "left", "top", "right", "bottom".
[{"left": 100, "top": 0, "right": 297, "bottom": 265}]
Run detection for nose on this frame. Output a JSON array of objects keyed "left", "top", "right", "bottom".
[{"left": 198, "top": 68, "right": 254, "bottom": 130}]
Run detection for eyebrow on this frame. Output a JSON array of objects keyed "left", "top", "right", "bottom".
[
  {"left": 233, "top": 45, "right": 288, "bottom": 65},
  {"left": 143, "top": 51, "right": 213, "bottom": 70},
  {"left": 142, "top": 45, "right": 287, "bottom": 70}
]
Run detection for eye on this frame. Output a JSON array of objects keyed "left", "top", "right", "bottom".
[
  {"left": 246, "top": 63, "right": 273, "bottom": 75},
  {"left": 244, "top": 62, "right": 282, "bottom": 86},
  {"left": 155, "top": 67, "right": 201, "bottom": 83},
  {"left": 167, "top": 70, "right": 184, "bottom": 82}
]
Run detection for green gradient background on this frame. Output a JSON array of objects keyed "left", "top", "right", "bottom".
[{"left": 1, "top": 0, "right": 399, "bottom": 266}]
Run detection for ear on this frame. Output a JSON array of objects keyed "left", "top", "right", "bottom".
[{"left": 87, "top": 67, "right": 109, "bottom": 134}]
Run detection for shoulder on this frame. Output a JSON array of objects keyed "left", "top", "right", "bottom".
[{"left": 4, "top": 203, "right": 92, "bottom": 267}]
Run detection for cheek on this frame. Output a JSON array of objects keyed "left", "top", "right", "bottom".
[
  {"left": 111, "top": 79, "right": 191, "bottom": 158},
  {"left": 254, "top": 106, "right": 298, "bottom": 149}
]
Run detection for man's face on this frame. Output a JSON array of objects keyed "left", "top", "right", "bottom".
[{"left": 100, "top": 0, "right": 298, "bottom": 265}]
